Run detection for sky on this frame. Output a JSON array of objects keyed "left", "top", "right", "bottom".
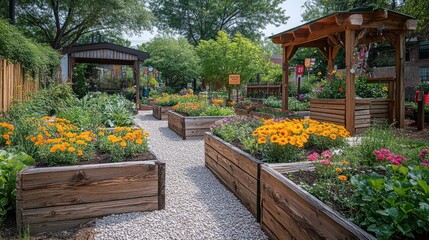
[{"left": 124, "top": 0, "right": 307, "bottom": 46}]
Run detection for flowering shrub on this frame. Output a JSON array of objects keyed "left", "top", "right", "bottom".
[
  {"left": 154, "top": 93, "right": 202, "bottom": 106},
  {"left": 252, "top": 119, "right": 349, "bottom": 162},
  {"left": 211, "top": 116, "right": 262, "bottom": 155},
  {"left": 373, "top": 148, "right": 407, "bottom": 166},
  {"left": 0, "top": 122, "right": 14, "bottom": 146},
  {"left": 27, "top": 117, "right": 95, "bottom": 165},
  {"left": 97, "top": 127, "right": 149, "bottom": 162},
  {"left": 313, "top": 70, "right": 346, "bottom": 99},
  {"left": 173, "top": 102, "right": 207, "bottom": 116}
]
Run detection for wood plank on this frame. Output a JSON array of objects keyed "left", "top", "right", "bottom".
[
  {"left": 261, "top": 204, "right": 294, "bottom": 240},
  {"left": 268, "top": 162, "right": 314, "bottom": 174},
  {"left": 205, "top": 155, "right": 257, "bottom": 217},
  {"left": 157, "top": 160, "right": 166, "bottom": 210},
  {"left": 310, "top": 111, "right": 345, "bottom": 121},
  {"left": 27, "top": 217, "right": 94, "bottom": 234},
  {"left": 17, "top": 177, "right": 158, "bottom": 209},
  {"left": 309, "top": 107, "right": 345, "bottom": 115},
  {"left": 310, "top": 99, "right": 345, "bottom": 105},
  {"left": 205, "top": 144, "right": 258, "bottom": 195},
  {"left": 205, "top": 133, "right": 259, "bottom": 176},
  {"left": 18, "top": 161, "right": 158, "bottom": 189},
  {"left": 261, "top": 166, "right": 375, "bottom": 239},
  {"left": 310, "top": 103, "right": 345, "bottom": 110},
  {"left": 21, "top": 196, "right": 158, "bottom": 224}
]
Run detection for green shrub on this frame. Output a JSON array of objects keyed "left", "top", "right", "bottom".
[
  {"left": 355, "top": 76, "right": 388, "bottom": 98},
  {"left": 201, "top": 106, "right": 235, "bottom": 116},
  {"left": 0, "top": 150, "right": 34, "bottom": 224}
]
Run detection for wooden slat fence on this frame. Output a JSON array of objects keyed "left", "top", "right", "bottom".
[{"left": 0, "top": 59, "right": 39, "bottom": 112}]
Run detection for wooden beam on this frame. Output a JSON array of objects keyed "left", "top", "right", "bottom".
[
  {"left": 336, "top": 14, "right": 363, "bottom": 26},
  {"left": 286, "top": 46, "right": 298, "bottom": 59},
  {"left": 404, "top": 19, "right": 418, "bottom": 30},
  {"left": 317, "top": 47, "right": 329, "bottom": 60},
  {"left": 293, "top": 28, "right": 310, "bottom": 39},
  {"left": 134, "top": 61, "right": 140, "bottom": 108},
  {"left": 280, "top": 34, "right": 295, "bottom": 43},
  {"left": 345, "top": 29, "right": 356, "bottom": 135},
  {"left": 282, "top": 46, "right": 289, "bottom": 110},
  {"left": 395, "top": 33, "right": 405, "bottom": 128},
  {"left": 372, "top": 9, "right": 388, "bottom": 21}
]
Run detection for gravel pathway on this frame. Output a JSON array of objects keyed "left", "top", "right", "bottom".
[{"left": 93, "top": 111, "right": 267, "bottom": 240}]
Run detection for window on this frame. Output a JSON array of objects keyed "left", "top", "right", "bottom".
[
  {"left": 419, "top": 67, "right": 429, "bottom": 82},
  {"left": 419, "top": 41, "right": 429, "bottom": 59}
]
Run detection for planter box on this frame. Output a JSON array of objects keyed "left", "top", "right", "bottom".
[
  {"left": 204, "top": 133, "right": 262, "bottom": 220},
  {"left": 260, "top": 163, "right": 375, "bottom": 240},
  {"left": 168, "top": 111, "right": 231, "bottom": 140},
  {"left": 310, "top": 98, "right": 391, "bottom": 133},
  {"left": 234, "top": 108, "right": 250, "bottom": 116},
  {"left": 16, "top": 155, "right": 165, "bottom": 234},
  {"left": 153, "top": 105, "right": 173, "bottom": 120},
  {"left": 139, "top": 104, "right": 153, "bottom": 110}
]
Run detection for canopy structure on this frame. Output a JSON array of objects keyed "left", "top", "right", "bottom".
[
  {"left": 64, "top": 42, "right": 149, "bottom": 106},
  {"left": 270, "top": 7, "right": 417, "bottom": 134}
]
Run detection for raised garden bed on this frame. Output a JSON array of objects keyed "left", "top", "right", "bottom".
[
  {"left": 168, "top": 111, "right": 231, "bottom": 140},
  {"left": 153, "top": 105, "right": 173, "bottom": 120},
  {"left": 204, "top": 132, "right": 262, "bottom": 220},
  {"left": 310, "top": 98, "right": 391, "bottom": 133},
  {"left": 260, "top": 163, "right": 374, "bottom": 240},
  {"left": 16, "top": 154, "right": 165, "bottom": 234},
  {"left": 234, "top": 108, "right": 295, "bottom": 119}
]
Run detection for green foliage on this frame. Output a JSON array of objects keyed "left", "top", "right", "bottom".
[
  {"left": 0, "top": 20, "right": 59, "bottom": 71},
  {"left": 417, "top": 82, "right": 429, "bottom": 93},
  {"left": 201, "top": 106, "right": 235, "bottom": 117},
  {"left": 355, "top": 125, "right": 399, "bottom": 166},
  {"left": 141, "top": 37, "right": 201, "bottom": 90},
  {"left": 400, "top": 0, "right": 429, "bottom": 38},
  {"left": 0, "top": 150, "right": 34, "bottom": 224},
  {"left": 351, "top": 165, "right": 429, "bottom": 239},
  {"left": 197, "top": 31, "right": 265, "bottom": 97},
  {"left": 7, "top": 84, "right": 75, "bottom": 119},
  {"left": 149, "top": 0, "right": 288, "bottom": 45},
  {"left": 211, "top": 116, "right": 262, "bottom": 155},
  {"left": 355, "top": 76, "right": 388, "bottom": 98},
  {"left": 314, "top": 74, "right": 346, "bottom": 99},
  {"left": 260, "top": 140, "right": 303, "bottom": 163},
  {"left": 15, "top": 0, "right": 154, "bottom": 50}
]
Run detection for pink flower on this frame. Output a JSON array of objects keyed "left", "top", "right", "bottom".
[
  {"left": 321, "top": 150, "right": 332, "bottom": 160},
  {"left": 320, "top": 159, "right": 330, "bottom": 165},
  {"left": 422, "top": 160, "right": 429, "bottom": 168},
  {"left": 313, "top": 89, "right": 321, "bottom": 93},
  {"left": 338, "top": 87, "right": 343, "bottom": 93},
  {"left": 307, "top": 152, "right": 319, "bottom": 161}
]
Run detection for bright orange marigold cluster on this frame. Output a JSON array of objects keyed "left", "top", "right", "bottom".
[{"left": 0, "top": 122, "right": 14, "bottom": 145}]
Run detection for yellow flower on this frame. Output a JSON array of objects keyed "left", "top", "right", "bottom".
[
  {"left": 68, "top": 147, "right": 76, "bottom": 152},
  {"left": 335, "top": 167, "right": 342, "bottom": 172},
  {"left": 317, "top": 71, "right": 322, "bottom": 76},
  {"left": 120, "top": 141, "right": 127, "bottom": 147},
  {"left": 341, "top": 161, "right": 349, "bottom": 165},
  {"left": 136, "top": 139, "right": 143, "bottom": 144},
  {"left": 338, "top": 175, "right": 347, "bottom": 181},
  {"left": 258, "top": 137, "right": 267, "bottom": 144},
  {"left": 329, "top": 134, "right": 337, "bottom": 140},
  {"left": 77, "top": 150, "right": 83, "bottom": 156},
  {"left": 76, "top": 140, "right": 86, "bottom": 145},
  {"left": 382, "top": 86, "right": 388, "bottom": 91},
  {"left": 98, "top": 132, "right": 105, "bottom": 136}
]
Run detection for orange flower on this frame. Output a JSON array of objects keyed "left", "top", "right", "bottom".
[
  {"left": 6, "top": 140, "right": 11, "bottom": 145},
  {"left": 77, "top": 150, "right": 83, "bottom": 156},
  {"left": 3, "top": 134, "right": 9, "bottom": 140},
  {"left": 335, "top": 167, "right": 342, "bottom": 172},
  {"left": 120, "top": 141, "right": 127, "bottom": 147},
  {"left": 338, "top": 175, "right": 347, "bottom": 181},
  {"left": 68, "top": 147, "right": 76, "bottom": 152},
  {"left": 341, "top": 161, "right": 349, "bottom": 165}
]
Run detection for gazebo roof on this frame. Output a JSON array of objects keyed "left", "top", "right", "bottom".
[
  {"left": 269, "top": 7, "right": 417, "bottom": 48},
  {"left": 64, "top": 42, "right": 149, "bottom": 65}
]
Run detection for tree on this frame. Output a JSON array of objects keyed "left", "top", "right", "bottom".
[
  {"left": 302, "top": 0, "right": 398, "bottom": 21},
  {"left": 196, "top": 31, "right": 265, "bottom": 98},
  {"left": 140, "top": 37, "right": 201, "bottom": 90},
  {"left": 400, "top": 0, "right": 429, "bottom": 38},
  {"left": 14, "top": 0, "right": 154, "bottom": 50},
  {"left": 149, "top": 0, "right": 289, "bottom": 45}
]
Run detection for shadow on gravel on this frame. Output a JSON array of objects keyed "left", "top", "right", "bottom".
[
  {"left": 157, "top": 127, "right": 183, "bottom": 141},
  {"left": 184, "top": 165, "right": 256, "bottom": 238}
]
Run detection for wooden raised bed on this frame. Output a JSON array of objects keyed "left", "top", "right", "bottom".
[
  {"left": 204, "top": 132, "right": 262, "bottom": 220},
  {"left": 260, "top": 163, "right": 375, "bottom": 240},
  {"left": 310, "top": 98, "right": 390, "bottom": 133},
  {"left": 168, "top": 111, "right": 231, "bottom": 140},
  {"left": 153, "top": 105, "right": 173, "bottom": 120},
  {"left": 16, "top": 156, "right": 165, "bottom": 234}
]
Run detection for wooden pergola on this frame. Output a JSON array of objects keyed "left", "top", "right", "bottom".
[
  {"left": 270, "top": 7, "right": 417, "bottom": 134},
  {"left": 64, "top": 42, "right": 149, "bottom": 106}
]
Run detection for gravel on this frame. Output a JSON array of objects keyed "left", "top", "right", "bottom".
[{"left": 93, "top": 111, "right": 267, "bottom": 240}]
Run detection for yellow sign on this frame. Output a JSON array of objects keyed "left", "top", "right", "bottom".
[
  {"left": 229, "top": 74, "right": 240, "bottom": 85},
  {"left": 304, "top": 58, "right": 311, "bottom": 67}
]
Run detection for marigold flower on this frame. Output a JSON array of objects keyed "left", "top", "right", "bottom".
[
  {"left": 258, "top": 137, "right": 267, "bottom": 144},
  {"left": 120, "top": 141, "right": 127, "bottom": 147},
  {"left": 136, "top": 139, "right": 143, "bottom": 144},
  {"left": 338, "top": 175, "right": 347, "bottom": 181},
  {"left": 68, "top": 147, "right": 76, "bottom": 152},
  {"left": 335, "top": 167, "right": 342, "bottom": 172},
  {"left": 341, "top": 161, "right": 349, "bottom": 165},
  {"left": 76, "top": 140, "right": 86, "bottom": 145},
  {"left": 77, "top": 150, "right": 83, "bottom": 156},
  {"left": 5, "top": 140, "right": 11, "bottom": 145},
  {"left": 3, "top": 134, "right": 9, "bottom": 140}
]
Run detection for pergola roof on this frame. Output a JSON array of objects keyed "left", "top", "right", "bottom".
[
  {"left": 269, "top": 7, "right": 416, "bottom": 48},
  {"left": 64, "top": 42, "right": 149, "bottom": 65}
]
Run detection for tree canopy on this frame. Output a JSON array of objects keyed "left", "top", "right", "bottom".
[
  {"left": 149, "top": 0, "right": 289, "bottom": 45},
  {"left": 140, "top": 37, "right": 201, "bottom": 90},
  {"left": 13, "top": 0, "right": 154, "bottom": 50},
  {"left": 196, "top": 31, "right": 265, "bottom": 93}
]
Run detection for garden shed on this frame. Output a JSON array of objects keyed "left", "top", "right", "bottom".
[
  {"left": 270, "top": 7, "right": 417, "bottom": 134},
  {"left": 63, "top": 42, "right": 149, "bottom": 106}
]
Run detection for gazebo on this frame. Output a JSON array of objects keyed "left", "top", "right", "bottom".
[
  {"left": 64, "top": 42, "right": 149, "bottom": 106},
  {"left": 269, "top": 7, "right": 417, "bottom": 134}
]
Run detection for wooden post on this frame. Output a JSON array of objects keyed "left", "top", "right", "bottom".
[
  {"left": 417, "top": 91, "right": 425, "bottom": 131},
  {"left": 134, "top": 61, "right": 140, "bottom": 108},
  {"left": 345, "top": 29, "right": 356, "bottom": 135},
  {"left": 327, "top": 46, "right": 334, "bottom": 71},
  {"left": 282, "top": 45, "right": 289, "bottom": 110},
  {"left": 67, "top": 56, "right": 74, "bottom": 83},
  {"left": 395, "top": 33, "right": 405, "bottom": 128}
]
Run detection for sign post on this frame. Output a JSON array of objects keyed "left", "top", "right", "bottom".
[
  {"left": 229, "top": 74, "right": 240, "bottom": 102},
  {"left": 296, "top": 65, "right": 305, "bottom": 95}
]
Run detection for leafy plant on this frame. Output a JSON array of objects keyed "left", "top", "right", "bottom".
[
  {"left": 200, "top": 106, "right": 235, "bottom": 116},
  {"left": 314, "top": 72, "right": 346, "bottom": 99},
  {"left": 0, "top": 150, "right": 34, "bottom": 224},
  {"left": 355, "top": 76, "right": 388, "bottom": 98}
]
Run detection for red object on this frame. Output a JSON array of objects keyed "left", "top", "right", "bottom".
[
  {"left": 296, "top": 65, "right": 305, "bottom": 75},
  {"left": 339, "top": 87, "right": 343, "bottom": 93},
  {"left": 415, "top": 91, "right": 429, "bottom": 104}
]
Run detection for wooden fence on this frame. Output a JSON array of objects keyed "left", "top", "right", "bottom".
[{"left": 0, "top": 59, "right": 40, "bottom": 112}]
